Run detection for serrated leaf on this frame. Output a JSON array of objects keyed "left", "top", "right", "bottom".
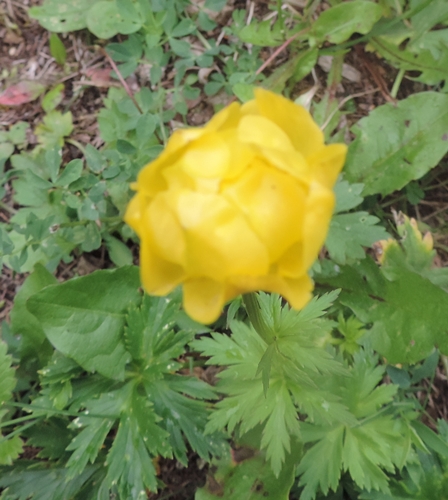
[
  {"left": 35, "top": 111, "right": 73, "bottom": 148},
  {"left": 196, "top": 441, "right": 301, "bottom": 500},
  {"left": 193, "top": 297, "right": 348, "bottom": 476},
  {"left": 297, "top": 351, "right": 408, "bottom": 499},
  {"left": 0, "top": 436, "right": 23, "bottom": 466},
  {"left": 326, "top": 212, "right": 389, "bottom": 264},
  {"left": 333, "top": 177, "right": 364, "bottom": 213},
  {"left": 370, "top": 37, "right": 448, "bottom": 86},
  {"left": 297, "top": 426, "right": 345, "bottom": 499},
  {"left": 150, "top": 379, "right": 223, "bottom": 464},
  {"left": 338, "top": 257, "right": 448, "bottom": 364},
  {"left": 311, "top": 1, "right": 383, "bottom": 45},
  {"left": 0, "top": 342, "right": 16, "bottom": 404},
  {"left": 27, "top": 267, "right": 141, "bottom": 380},
  {"left": 102, "top": 416, "right": 158, "bottom": 497},
  {"left": 344, "top": 92, "right": 448, "bottom": 196},
  {"left": 238, "top": 19, "right": 284, "bottom": 47},
  {"left": 0, "top": 464, "right": 99, "bottom": 500},
  {"left": 23, "top": 418, "right": 73, "bottom": 460}
]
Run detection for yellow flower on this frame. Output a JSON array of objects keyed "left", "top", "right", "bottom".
[{"left": 125, "top": 89, "right": 347, "bottom": 323}]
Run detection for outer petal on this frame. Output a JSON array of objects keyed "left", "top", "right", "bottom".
[
  {"left": 140, "top": 236, "right": 185, "bottom": 296},
  {"left": 238, "top": 115, "right": 294, "bottom": 151},
  {"left": 137, "top": 128, "right": 205, "bottom": 197},
  {"left": 307, "top": 144, "right": 347, "bottom": 188},
  {"left": 183, "top": 277, "right": 226, "bottom": 324},
  {"left": 205, "top": 101, "right": 242, "bottom": 132},
  {"left": 253, "top": 88, "right": 324, "bottom": 157},
  {"left": 230, "top": 273, "right": 313, "bottom": 310},
  {"left": 276, "top": 241, "right": 305, "bottom": 278},
  {"left": 124, "top": 192, "right": 148, "bottom": 237},
  {"left": 182, "top": 132, "right": 230, "bottom": 178},
  {"left": 146, "top": 193, "right": 186, "bottom": 265},
  {"left": 302, "top": 183, "right": 335, "bottom": 270},
  {"left": 223, "top": 161, "right": 306, "bottom": 261}
]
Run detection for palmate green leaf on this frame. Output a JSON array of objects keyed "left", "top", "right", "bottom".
[
  {"left": 330, "top": 256, "right": 448, "bottom": 364},
  {"left": 380, "top": 214, "right": 448, "bottom": 291},
  {"left": 0, "top": 464, "right": 100, "bottom": 500},
  {"left": 193, "top": 295, "right": 351, "bottom": 475},
  {"left": 196, "top": 441, "right": 301, "bottom": 500},
  {"left": 27, "top": 266, "right": 141, "bottom": 380},
  {"left": 0, "top": 437, "right": 23, "bottom": 467},
  {"left": 65, "top": 385, "right": 127, "bottom": 480},
  {"left": 344, "top": 92, "right": 448, "bottom": 196},
  {"left": 149, "top": 378, "right": 223, "bottom": 464},
  {"left": 23, "top": 418, "right": 73, "bottom": 460},
  {"left": 101, "top": 418, "right": 157, "bottom": 499},
  {"left": 124, "top": 292, "right": 186, "bottom": 364},
  {"left": 297, "top": 426, "right": 345, "bottom": 500},
  {"left": 297, "top": 351, "right": 408, "bottom": 499}
]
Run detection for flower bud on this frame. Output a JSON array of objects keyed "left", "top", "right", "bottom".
[{"left": 125, "top": 89, "right": 347, "bottom": 323}]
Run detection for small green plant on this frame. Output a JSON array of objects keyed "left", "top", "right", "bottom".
[{"left": 2, "top": 0, "right": 448, "bottom": 499}]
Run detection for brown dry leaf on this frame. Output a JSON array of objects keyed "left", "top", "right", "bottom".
[{"left": 0, "top": 80, "right": 46, "bottom": 106}]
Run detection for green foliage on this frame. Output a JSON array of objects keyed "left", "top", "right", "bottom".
[
  {"left": 297, "top": 351, "right": 408, "bottom": 499},
  {"left": 0, "top": 341, "right": 22, "bottom": 465},
  {"left": 344, "top": 93, "right": 448, "bottom": 196},
  {"left": 5, "top": 0, "right": 448, "bottom": 498},
  {"left": 192, "top": 292, "right": 352, "bottom": 478},
  {"left": 310, "top": 1, "right": 383, "bottom": 45},
  {"left": 326, "top": 177, "right": 389, "bottom": 264},
  {"left": 318, "top": 251, "right": 448, "bottom": 364},
  {"left": 196, "top": 439, "right": 301, "bottom": 500},
  {"left": 1, "top": 266, "right": 225, "bottom": 499}
]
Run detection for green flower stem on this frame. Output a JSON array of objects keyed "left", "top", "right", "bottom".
[{"left": 242, "top": 293, "right": 273, "bottom": 345}]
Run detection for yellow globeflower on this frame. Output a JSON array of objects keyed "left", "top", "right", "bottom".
[{"left": 125, "top": 88, "right": 347, "bottom": 324}]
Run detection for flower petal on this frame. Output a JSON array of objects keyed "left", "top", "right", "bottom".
[
  {"left": 183, "top": 277, "right": 226, "bottom": 323},
  {"left": 140, "top": 236, "right": 185, "bottom": 295},
  {"left": 223, "top": 161, "right": 306, "bottom": 260},
  {"left": 146, "top": 193, "right": 186, "bottom": 265},
  {"left": 308, "top": 144, "right": 347, "bottom": 188},
  {"left": 302, "top": 183, "right": 335, "bottom": 269},
  {"left": 252, "top": 88, "right": 324, "bottom": 157},
  {"left": 176, "top": 190, "right": 269, "bottom": 279},
  {"left": 182, "top": 133, "right": 230, "bottom": 178},
  {"left": 205, "top": 101, "right": 241, "bottom": 132},
  {"left": 238, "top": 115, "right": 294, "bottom": 151}
]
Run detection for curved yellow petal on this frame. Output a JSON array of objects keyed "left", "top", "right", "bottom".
[
  {"left": 140, "top": 236, "right": 185, "bottom": 296},
  {"left": 238, "top": 115, "right": 294, "bottom": 151},
  {"left": 182, "top": 132, "right": 230, "bottom": 178},
  {"left": 205, "top": 101, "right": 242, "bottom": 132},
  {"left": 253, "top": 88, "right": 324, "bottom": 157},
  {"left": 223, "top": 161, "right": 306, "bottom": 260},
  {"left": 183, "top": 277, "right": 226, "bottom": 324},
  {"left": 176, "top": 190, "right": 269, "bottom": 279},
  {"left": 307, "top": 143, "right": 347, "bottom": 188},
  {"left": 302, "top": 183, "right": 335, "bottom": 270},
  {"left": 146, "top": 193, "right": 186, "bottom": 265}
]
